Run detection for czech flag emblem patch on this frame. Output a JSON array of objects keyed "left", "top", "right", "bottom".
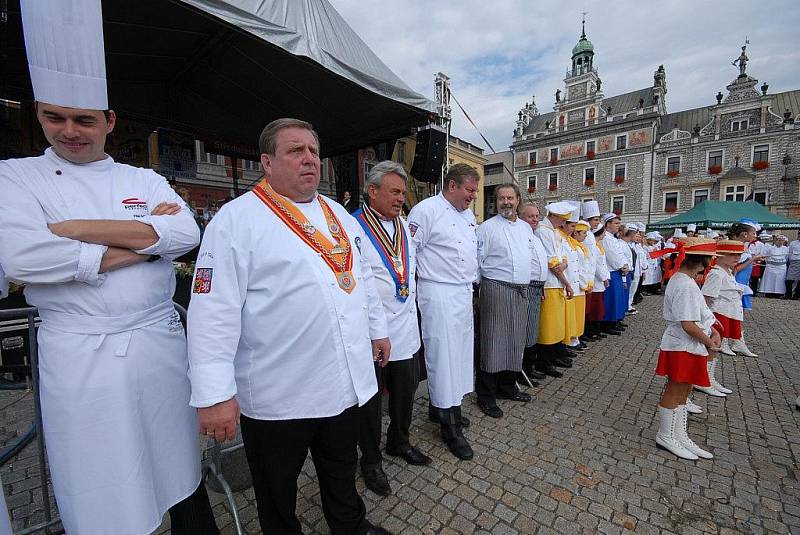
[{"left": 193, "top": 268, "right": 213, "bottom": 294}]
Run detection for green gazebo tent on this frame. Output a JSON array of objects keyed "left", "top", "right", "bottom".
[{"left": 647, "top": 201, "right": 800, "bottom": 231}]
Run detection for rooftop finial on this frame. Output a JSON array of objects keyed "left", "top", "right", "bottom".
[
  {"left": 581, "top": 10, "right": 588, "bottom": 38},
  {"left": 732, "top": 37, "right": 750, "bottom": 78}
]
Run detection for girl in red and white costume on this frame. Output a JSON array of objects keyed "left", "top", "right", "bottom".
[
  {"left": 655, "top": 237, "right": 721, "bottom": 460},
  {"left": 698, "top": 240, "right": 745, "bottom": 398}
]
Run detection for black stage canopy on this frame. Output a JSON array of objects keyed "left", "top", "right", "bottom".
[{"left": 1, "top": 0, "right": 436, "bottom": 157}]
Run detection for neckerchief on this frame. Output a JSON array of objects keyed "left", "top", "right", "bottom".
[
  {"left": 253, "top": 179, "right": 355, "bottom": 293},
  {"left": 353, "top": 204, "right": 410, "bottom": 302}
]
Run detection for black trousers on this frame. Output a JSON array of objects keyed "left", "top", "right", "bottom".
[
  {"left": 167, "top": 482, "right": 219, "bottom": 535},
  {"left": 240, "top": 406, "right": 371, "bottom": 535},
  {"left": 476, "top": 369, "right": 519, "bottom": 405},
  {"left": 358, "top": 358, "right": 419, "bottom": 469},
  {"left": 785, "top": 280, "right": 800, "bottom": 299}
]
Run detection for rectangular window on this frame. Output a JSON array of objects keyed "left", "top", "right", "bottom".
[
  {"left": 548, "top": 172, "right": 558, "bottom": 189},
  {"left": 666, "top": 156, "right": 681, "bottom": 175},
  {"left": 731, "top": 119, "right": 749, "bottom": 131},
  {"left": 707, "top": 149, "right": 723, "bottom": 170},
  {"left": 550, "top": 147, "right": 559, "bottom": 162},
  {"left": 664, "top": 192, "right": 679, "bottom": 212},
  {"left": 753, "top": 144, "right": 769, "bottom": 164},
  {"left": 528, "top": 151, "right": 537, "bottom": 166},
  {"left": 584, "top": 167, "right": 595, "bottom": 183},
  {"left": 586, "top": 140, "right": 596, "bottom": 155},
  {"left": 693, "top": 189, "right": 709, "bottom": 206},
  {"left": 527, "top": 175, "right": 537, "bottom": 190},
  {"left": 611, "top": 195, "right": 625, "bottom": 215},
  {"left": 753, "top": 190, "right": 768, "bottom": 205},
  {"left": 725, "top": 184, "right": 747, "bottom": 202},
  {"left": 616, "top": 134, "right": 627, "bottom": 150},
  {"left": 613, "top": 163, "right": 626, "bottom": 180}
]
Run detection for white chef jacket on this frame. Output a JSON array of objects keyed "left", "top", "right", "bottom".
[
  {"left": 660, "top": 272, "right": 716, "bottom": 356},
  {"left": 643, "top": 244, "right": 663, "bottom": 285},
  {"left": 0, "top": 148, "right": 202, "bottom": 535},
  {"left": 534, "top": 218, "right": 566, "bottom": 289},
  {"left": 603, "top": 233, "right": 629, "bottom": 272},
  {"left": 789, "top": 240, "right": 800, "bottom": 261},
  {"left": 477, "top": 214, "right": 533, "bottom": 284},
  {"left": 563, "top": 236, "right": 584, "bottom": 295},
  {"left": 187, "top": 191, "right": 388, "bottom": 420},
  {"left": 354, "top": 213, "right": 420, "bottom": 362},
  {"left": 408, "top": 193, "right": 478, "bottom": 284},
  {"left": 702, "top": 266, "right": 743, "bottom": 321},
  {"left": 584, "top": 233, "right": 610, "bottom": 292},
  {"left": 530, "top": 234, "right": 549, "bottom": 283}
]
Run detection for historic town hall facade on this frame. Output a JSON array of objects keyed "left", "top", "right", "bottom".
[{"left": 510, "top": 25, "right": 800, "bottom": 225}]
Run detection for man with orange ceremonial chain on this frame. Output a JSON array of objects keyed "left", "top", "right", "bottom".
[
  {"left": 187, "top": 119, "right": 392, "bottom": 535},
  {"left": 353, "top": 161, "right": 431, "bottom": 498}
]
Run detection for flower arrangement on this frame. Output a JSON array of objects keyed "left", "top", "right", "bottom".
[
  {"left": 548, "top": 183, "right": 558, "bottom": 191},
  {"left": 584, "top": 178, "right": 594, "bottom": 187},
  {"left": 612, "top": 208, "right": 622, "bottom": 215},
  {"left": 752, "top": 161, "right": 770, "bottom": 171},
  {"left": 665, "top": 206, "right": 677, "bottom": 213},
  {"left": 614, "top": 175, "right": 625, "bottom": 184},
  {"left": 527, "top": 186, "right": 536, "bottom": 193},
  {"left": 708, "top": 166, "right": 722, "bottom": 175},
  {"left": 586, "top": 150, "right": 595, "bottom": 160},
  {"left": 549, "top": 158, "right": 559, "bottom": 166},
  {"left": 666, "top": 170, "right": 680, "bottom": 178}
]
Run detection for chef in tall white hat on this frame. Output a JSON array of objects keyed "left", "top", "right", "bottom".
[
  {"left": 580, "top": 200, "right": 609, "bottom": 340},
  {"left": 0, "top": 2, "right": 215, "bottom": 533},
  {"left": 686, "top": 223, "right": 697, "bottom": 237}
]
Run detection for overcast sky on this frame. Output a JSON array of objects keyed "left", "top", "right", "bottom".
[{"left": 329, "top": 0, "right": 799, "bottom": 154}]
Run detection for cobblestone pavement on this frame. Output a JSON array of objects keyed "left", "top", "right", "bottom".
[{"left": 2, "top": 295, "right": 799, "bottom": 534}]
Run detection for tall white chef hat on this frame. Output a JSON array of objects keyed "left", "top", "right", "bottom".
[
  {"left": 635, "top": 222, "right": 646, "bottom": 232},
  {"left": 645, "top": 231, "right": 661, "bottom": 240},
  {"left": 581, "top": 200, "right": 601, "bottom": 219},
  {"left": 567, "top": 204, "right": 581, "bottom": 223},
  {"left": 687, "top": 223, "right": 697, "bottom": 232},
  {"left": 545, "top": 201, "right": 574, "bottom": 218},
  {"left": 22, "top": 0, "right": 108, "bottom": 110},
  {"left": 673, "top": 228, "right": 685, "bottom": 238}
]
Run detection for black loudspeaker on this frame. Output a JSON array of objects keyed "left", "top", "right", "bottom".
[{"left": 410, "top": 128, "right": 446, "bottom": 183}]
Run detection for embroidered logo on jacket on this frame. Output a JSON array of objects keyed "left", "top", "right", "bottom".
[
  {"left": 409, "top": 223, "right": 418, "bottom": 237},
  {"left": 193, "top": 268, "right": 213, "bottom": 294}
]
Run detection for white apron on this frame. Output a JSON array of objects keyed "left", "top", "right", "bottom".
[
  {"left": 759, "top": 246, "right": 788, "bottom": 295},
  {"left": 417, "top": 280, "right": 474, "bottom": 409},
  {"left": 38, "top": 302, "right": 201, "bottom": 535}
]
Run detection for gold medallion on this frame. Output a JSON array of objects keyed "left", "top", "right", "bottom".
[{"left": 336, "top": 271, "right": 356, "bottom": 292}]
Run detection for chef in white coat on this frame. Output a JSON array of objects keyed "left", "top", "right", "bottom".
[
  {"left": 187, "top": 118, "right": 392, "bottom": 535},
  {"left": 408, "top": 163, "right": 479, "bottom": 461},
  {"left": 352, "top": 161, "right": 430, "bottom": 499},
  {"left": 0, "top": 2, "right": 213, "bottom": 533}
]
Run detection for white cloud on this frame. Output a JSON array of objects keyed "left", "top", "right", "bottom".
[{"left": 329, "top": 0, "right": 800, "bottom": 153}]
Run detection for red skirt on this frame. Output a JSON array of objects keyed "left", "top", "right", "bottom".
[
  {"left": 714, "top": 313, "right": 742, "bottom": 340},
  {"left": 585, "top": 291, "right": 605, "bottom": 321},
  {"left": 655, "top": 350, "right": 710, "bottom": 387}
]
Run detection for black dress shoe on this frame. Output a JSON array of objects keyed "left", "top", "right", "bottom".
[
  {"left": 526, "top": 368, "right": 547, "bottom": 380},
  {"left": 477, "top": 400, "right": 504, "bottom": 418},
  {"left": 362, "top": 466, "right": 391, "bottom": 496},
  {"left": 577, "top": 341, "right": 588, "bottom": 349},
  {"left": 553, "top": 356, "right": 573, "bottom": 368},
  {"left": 536, "top": 364, "right": 563, "bottom": 378},
  {"left": 428, "top": 403, "right": 470, "bottom": 427},
  {"left": 366, "top": 527, "right": 392, "bottom": 535},
  {"left": 607, "top": 329, "right": 622, "bottom": 335},
  {"left": 497, "top": 391, "right": 532, "bottom": 402},
  {"left": 385, "top": 444, "right": 432, "bottom": 466}
]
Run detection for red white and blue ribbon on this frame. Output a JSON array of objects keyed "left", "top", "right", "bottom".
[{"left": 354, "top": 205, "right": 410, "bottom": 302}]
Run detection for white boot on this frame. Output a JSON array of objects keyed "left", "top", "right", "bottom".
[
  {"left": 674, "top": 405, "right": 713, "bottom": 459},
  {"left": 655, "top": 405, "right": 698, "bottom": 460},
  {"left": 730, "top": 337, "right": 757, "bottom": 357},
  {"left": 709, "top": 359, "right": 732, "bottom": 395},
  {"left": 685, "top": 397, "right": 703, "bottom": 414},
  {"left": 718, "top": 338, "right": 736, "bottom": 356}
]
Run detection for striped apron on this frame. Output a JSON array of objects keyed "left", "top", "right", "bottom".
[{"left": 479, "top": 278, "right": 530, "bottom": 373}]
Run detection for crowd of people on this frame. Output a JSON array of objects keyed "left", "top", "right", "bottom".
[{"left": 2, "top": 3, "right": 800, "bottom": 532}]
